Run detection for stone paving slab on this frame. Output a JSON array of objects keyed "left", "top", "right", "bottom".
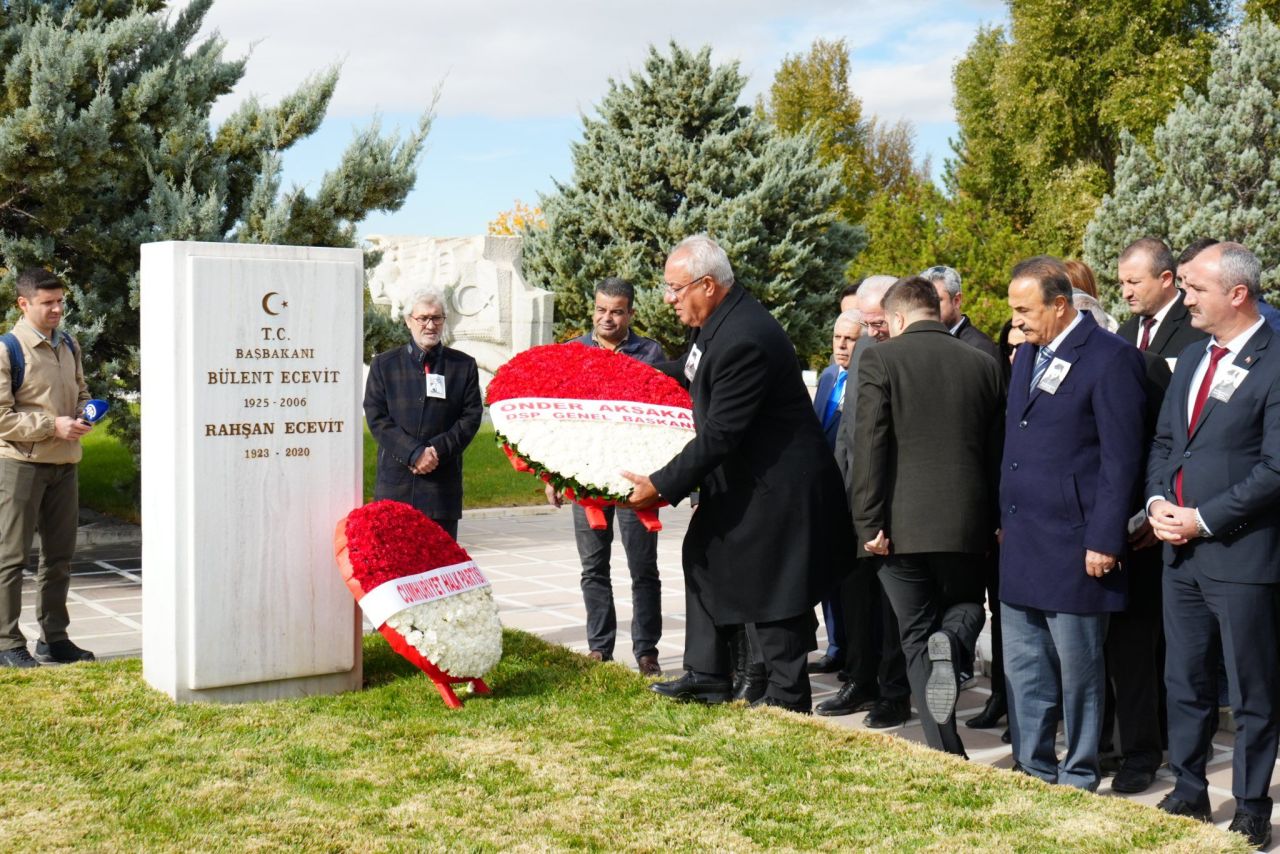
[{"left": 13, "top": 508, "right": 1279, "bottom": 848}]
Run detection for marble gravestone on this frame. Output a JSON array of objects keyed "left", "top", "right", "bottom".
[{"left": 140, "top": 242, "right": 364, "bottom": 703}]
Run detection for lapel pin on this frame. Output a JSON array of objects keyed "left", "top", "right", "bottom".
[{"left": 1245, "top": 356, "right": 1253, "bottom": 365}]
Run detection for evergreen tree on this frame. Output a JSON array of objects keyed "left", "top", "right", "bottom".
[
  {"left": 0, "top": 0, "right": 432, "bottom": 457},
  {"left": 1085, "top": 16, "right": 1280, "bottom": 301},
  {"left": 1081, "top": 132, "right": 1169, "bottom": 299},
  {"left": 521, "top": 43, "right": 863, "bottom": 364}
]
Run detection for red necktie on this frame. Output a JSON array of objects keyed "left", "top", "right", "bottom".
[
  {"left": 1175, "top": 344, "right": 1230, "bottom": 504},
  {"left": 1138, "top": 317, "right": 1155, "bottom": 351}
]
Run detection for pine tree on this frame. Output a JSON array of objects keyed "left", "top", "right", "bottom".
[
  {"left": 0, "top": 0, "right": 432, "bottom": 457},
  {"left": 520, "top": 42, "right": 863, "bottom": 364},
  {"left": 1084, "top": 16, "right": 1280, "bottom": 301},
  {"left": 1081, "top": 132, "right": 1169, "bottom": 300}
]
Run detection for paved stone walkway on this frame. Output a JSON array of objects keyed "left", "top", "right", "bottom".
[{"left": 18, "top": 506, "right": 1275, "bottom": 848}]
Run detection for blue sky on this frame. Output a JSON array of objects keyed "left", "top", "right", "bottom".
[{"left": 187, "top": 1, "right": 1008, "bottom": 238}]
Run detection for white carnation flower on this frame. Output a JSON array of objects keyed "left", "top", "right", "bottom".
[{"left": 387, "top": 586, "right": 503, "bottom": 678}]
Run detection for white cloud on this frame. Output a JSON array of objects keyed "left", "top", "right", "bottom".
[{"left": 179, "top": 0, "right": 997, "bottom": 133}]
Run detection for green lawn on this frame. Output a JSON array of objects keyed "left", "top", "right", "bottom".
[
  {"left": 0, "top": 630, "right": 1247, "bottom": 851},
  {"left": 82, "top": 421, "right": 545, "bottom": 524}
]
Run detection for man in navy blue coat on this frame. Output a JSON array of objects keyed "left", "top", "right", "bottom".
[
  {"left": 1146, "top": 243, "right": 1280, "bottom": 850},
  {"left": 999, "top": 256, "right": 1147, "bottom": 791},
  {"left": 808, "top": 310, "right": 861, "bottom": 673}
]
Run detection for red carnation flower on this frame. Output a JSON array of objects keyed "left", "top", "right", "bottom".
[
  {"left": 335, "top": 500, "right": 502, "bottom": 707},
  {"left": 486, "top": 343, "right": 696, "bottom": 531}
]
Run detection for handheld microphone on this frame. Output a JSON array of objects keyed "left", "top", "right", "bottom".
[{"left": 80, "top": 399, "right": 110, "bottom": 424}]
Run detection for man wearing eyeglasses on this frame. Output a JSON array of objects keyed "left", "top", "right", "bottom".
[
  {"left": 822, "top": 275, "right": 912, "bottom": 728},
  {"left": 623, "top": 234, "right": 852, "bottom": 714},
  {"left": 364, "top": 287, "right": 482, "bottom": 540}
]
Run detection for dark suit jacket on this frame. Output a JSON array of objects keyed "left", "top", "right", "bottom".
[
  {"left": 813, "top": 363, "right": 844, "bottom": 450},
  {"left": 999, "top": 313, "right": 1148, "bottom": 614},
  {"left": 954, "top": 315, "right": 1002, "bottom": 364},
  {"left": 851, "top": 321, "right": 1005, "bottom": 557},
  {"left": 650, "top": 287, "right": 851, "bottom": 623},
  {"left": 364, "top": 339, "right": 483, "bottom": 520},
  {"left": 1121, "top": 351, "right": 1174, "bottom": 613},
  {"left": 1145, "top": 323, "right": 1280, "bottom": 583},
  {"left": 834, "top": 334, "right": 877, "bottom": 511},
  {"left": 1116, "top": 291, "right": 1206, "bottom": 361}
]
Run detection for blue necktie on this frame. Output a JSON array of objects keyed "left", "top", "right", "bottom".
[
  {"left": 1029, "top": 346, "right": 1055, "bottom": 393},
  {"left": 823, "top": 369, "right": 846, "bottom": 429}
]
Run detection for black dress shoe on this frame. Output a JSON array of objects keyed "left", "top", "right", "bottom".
[
  {"left": 733, "top": 665, "right": 767, "bottom": 703},
  {"left": 1098, "top": 753, "right": 1124, "bottom": 776},
  {"left": 1111, "top": 763, "right": 1158, "bottom": 794},
  {"left": 750, "top": 695, "right": 812, "bottom": 714},
  {"left": 729, "top": 628, "right": 768, "bottom": 702},
  {"left": 650, "top": 671, "right": 732, "bottom": 705},
  {"left": 864, "top": 696, "right": 910, "bottom": 728},
  {"left": 34, "top": 640, "right": 94, "bottom": 664},
  {"left": 1227, "top": 811, "right": 1272, "bottom": 849},
  {"left": 815, "top": 681, "right": 878, "bottom": 717},
  {"left": 965, "top": 692, "right": 1007, "bottom": 729},
  {"left": 1156, "top": 793, "right": 1212, "bottom": 822},
  {"left": 1001, "top": 727, "right": 1011, "bottom": 743},
  {"left": 925, "top": 631, "right": 958, "bottom": 725},
  {"left": 807, "top": 654, "right": 841, "bottom": 674}
]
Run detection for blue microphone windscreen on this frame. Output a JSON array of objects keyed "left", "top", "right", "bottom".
[{"left": 82, "top": 399, "right": 110, "bottom": 423}]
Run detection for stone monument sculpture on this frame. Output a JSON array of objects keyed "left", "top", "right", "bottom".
[{"left": 365, "top": 235, "right": 555, "bottom": 386}]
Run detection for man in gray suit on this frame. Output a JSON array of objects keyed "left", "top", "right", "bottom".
[
  {"left": 920, "top": 265, "right": 1001, "bottom": 363},
  {"left": 853, "top": 277, "right": 1005, "bottom": 755}
]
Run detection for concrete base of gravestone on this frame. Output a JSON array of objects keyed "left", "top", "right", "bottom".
[{"left": 140, "top": 241, "right": 364, "bottom": 703}]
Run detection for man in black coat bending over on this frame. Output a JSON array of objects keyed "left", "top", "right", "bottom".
[
  {"left": 853, "top": 277, "right": 1005, "bottom": 755},
  {"left": 623, "top": 234, "right": 851, "bottom": 713}
]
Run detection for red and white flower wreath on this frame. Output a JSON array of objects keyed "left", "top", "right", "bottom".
[
  {"left": 486, "top": 343, "right": 695, "bottom": 530},
  {"left": 334, "top": 500, "right": 503, "bottom": 707}
]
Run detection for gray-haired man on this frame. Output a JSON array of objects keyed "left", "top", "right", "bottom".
[
  {"left": 920, "top": 265, "right": 1001, "bottom": 363},
  {"left": 364, "top": 288, "right": 483, "bottom": 539}
]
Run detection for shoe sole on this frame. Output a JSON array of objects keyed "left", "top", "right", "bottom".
[
  {"left": 650, "top": 684, "right": 732, "bottom": 705},
  {"left": 673, "top": 691, "right": 732, "bottom": 705},
  {"left": 1158, "top": 803, "right": 1211, "bottom": 823},
  {"left": 925, "top": 632, "right": 958, "bottom": 725},
  {"left": 1110, "top": 776, "right": 1157, "bottom": 794}
]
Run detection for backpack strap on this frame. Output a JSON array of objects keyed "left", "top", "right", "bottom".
[{"left": 1, "top": 332, "right": 22, "bottom": 397}]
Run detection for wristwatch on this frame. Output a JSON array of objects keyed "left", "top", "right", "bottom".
[{"left": 1194, "top": 515, "right": 1211, "bottom": 539}]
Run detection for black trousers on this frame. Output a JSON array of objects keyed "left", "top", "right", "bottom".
[
  {"left": 877, "top": 553, "right": 986, "bottom": 756},
  {"left": 1103, "top": 557, "right": 1165, "bottom": 771},
  {"left": 838, "top": 557, "right": 909, "bottom": 700},
  {"left": 683, "top": 587, "right": 817, "bottom": 706},
  {"left": 433, "top": 518, "right": 459, "bottom": 540},
  {"left": 1164, "top": 564, "right": 1279, "bottom": 817},
  {"left": 571, "top": 504, "right": 661, "bottom": 660}
]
